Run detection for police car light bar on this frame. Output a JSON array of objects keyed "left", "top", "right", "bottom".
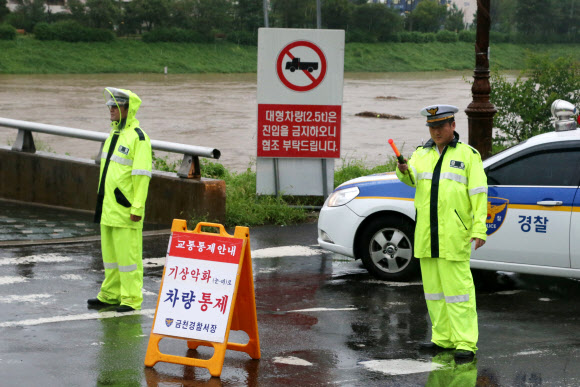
[{"left": 551, "top": 99, "right": 578, "bottom": 132}]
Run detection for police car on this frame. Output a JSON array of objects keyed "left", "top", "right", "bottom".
[{"left": 318, "top": 100, "right": 580, "bottom": 281}]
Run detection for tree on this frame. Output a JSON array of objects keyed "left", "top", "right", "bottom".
[
  {"left": 490, "top": 54, "right": 580, "bottom": 146},
  {"left": 12, "top": 0, "right": 46, "bottom": 30},
  {"left": 193, "top": 0, "right": 233, "bottom": 34},
  {"left": 170, "top": 0, "right": 196, "bottom": 30},
  {"left": 489, "top": 0, "right": 517, "bottom": 33},
  {"left": 444, "top": 3, "right": 464, "bottom": 31},
  {"left": 85, "top": 0, "right": 119, "bottom": 29},
  {"left": 234, "top": 0, "right": 263, "bottom": 32},
  {"left": 125, "top": 0, "right": 169, "bottom": 32},
  {"left": 408, "top": 0, "right": 446, "bottom": 33},
  {"left": 351, "top": 3, "right": 403, "bottom": 41},
  {"left": 66, "top": 0, "right": 88, "bottom": 25},
  {"left": 321, "top": 0, "right": 352, "bottom": 30},
  {"left": 0, "top": 0, "right": 10, "bottom": 23},
  {"left": 551, "top": 0, "right": 580, "bottom": 41},
  {"left": 270, "top": 0, "right": 315, "bottom": 28},
  {"left": 169, "top": 0, "right": 232, "bottom": 35},
  {"left": 514, "top": 0, "right": 552, "bottom": 37}
]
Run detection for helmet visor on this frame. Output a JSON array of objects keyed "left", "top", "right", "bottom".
[{"left": 104, "top": 87, "right": 130, "bottom": 108}]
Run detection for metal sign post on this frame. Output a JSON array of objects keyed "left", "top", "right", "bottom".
[{"left": 256, "top": 28, "right": 345, "bottom": 197}]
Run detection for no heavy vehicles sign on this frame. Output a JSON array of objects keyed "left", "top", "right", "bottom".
[
  {"left": 257, "top": 28, "right": 345, "bottom": 159},
  {"left": 276, "top": 40, "right": 327, "bottom": 92}
]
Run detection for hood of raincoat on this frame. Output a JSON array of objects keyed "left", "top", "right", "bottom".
[{"left": 103, "top": 87, "right": 142, "bottom": 131}]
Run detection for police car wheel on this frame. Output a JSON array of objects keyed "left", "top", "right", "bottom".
[{"left": 358, "top": 216, "right": 419, "bottom": 281}]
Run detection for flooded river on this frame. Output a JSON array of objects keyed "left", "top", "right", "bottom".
[{"left": 0, "top": 71, "right": 481, "bottom": 172}]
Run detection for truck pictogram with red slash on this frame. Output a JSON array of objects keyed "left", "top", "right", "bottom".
[{"left": 285, "top": 58, "right": 319, "bottom": 73}]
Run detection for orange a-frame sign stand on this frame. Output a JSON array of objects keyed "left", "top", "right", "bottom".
[{"left": 144, "top": 220, "right": 261, "bottom": 377}]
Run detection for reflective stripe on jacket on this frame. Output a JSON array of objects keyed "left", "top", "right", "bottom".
[
  {"left": 396, "top": 132, "right": 487, "bottom": 261},
  {"left": 95, "top": 90, "right": 152, "bottom": 229}
]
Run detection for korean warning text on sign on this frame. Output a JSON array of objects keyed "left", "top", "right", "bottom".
[
  {"left": 152, "top": 232, "right": 244, "bottom": 343},
  {"left": 257, "top": 104, "right": 341, "bottom": 158}
]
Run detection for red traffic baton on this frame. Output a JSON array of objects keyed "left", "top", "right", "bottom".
[
  {"left": 388, "top": 139, "right": 414, "bottom": 184},
  {"left": 388, "top": 139, "right": 406, "bottom": 164}
]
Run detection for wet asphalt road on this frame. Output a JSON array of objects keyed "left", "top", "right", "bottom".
[{"left": 1, "top": 221, "right": 580, "bottom": 386}]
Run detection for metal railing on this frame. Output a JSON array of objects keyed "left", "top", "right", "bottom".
[{"left": 0, "top": 117, "right": 220, "bottom": 179}]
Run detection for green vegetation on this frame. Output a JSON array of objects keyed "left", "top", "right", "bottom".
[
  {"left": 490, "top": 54, "right": 580, "bottom": 147},
  {"left": 152, "top": 154, "right": 398, "bottom": 227},
  {"left": 334, "top": 157, "right": 398, "bottom": 187},
  {"left": 0, "top": 37, "right": 257, "bottom": 74},
  {"left": 34, "top": 21, "right": 115, "bottom": 42},
  {"left": 2, "top": 37, "right": 580, "bottom": 74},
  {"left": 142, "top": 27, "right": 211, "bottom": 43},
  {"left": 2, "top": 0, "right": 579, "bottom": 45},
  {"left": 0, "top": 23, "right": 15, "bottom": 40}
]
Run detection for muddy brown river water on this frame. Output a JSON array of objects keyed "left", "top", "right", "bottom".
[{"left": 0, "top": 71, "right": 486, "bottom": 172}]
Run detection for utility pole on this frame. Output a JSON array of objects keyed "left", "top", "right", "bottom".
[{"left": 465, "top": 0, "right": 496, "bottom": 160}]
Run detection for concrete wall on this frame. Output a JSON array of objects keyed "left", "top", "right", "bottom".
[{"left": 0, "top": 147, "right": 226, "bottom": 227}]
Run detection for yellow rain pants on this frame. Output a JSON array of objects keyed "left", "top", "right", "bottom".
[
  {"left": 420, "top": 257, "right": 478, "bottom": 353},
  {"left": 97, "top": 225, "right": 143, "bottom": 309}
]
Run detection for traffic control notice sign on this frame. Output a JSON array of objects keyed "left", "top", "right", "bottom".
[
  {"left": 258, "top": 28, "right": 345, "bottom": 159},
  {"left": 152, "top": 231, "right": 243, "bottom": 342},
  {"left": 145, "top": 220, "right": 260, "bottom": 378}
]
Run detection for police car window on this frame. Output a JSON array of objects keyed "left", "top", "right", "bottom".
[{"left": 487, "top": 149, "right": 580, "bottom": 186}]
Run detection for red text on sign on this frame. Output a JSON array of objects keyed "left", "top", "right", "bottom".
[{"left": 257, "top": 104, "right": 341, "bottom": 158}]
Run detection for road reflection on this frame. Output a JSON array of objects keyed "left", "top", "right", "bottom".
[{"left": 96, "top": 314, "right": 144, "bottom": 387}]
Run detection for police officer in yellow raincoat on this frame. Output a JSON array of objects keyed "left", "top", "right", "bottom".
[
  {"left": 88, "top": 87, "right": 152, "bottom": 313},
  {"left": 396, "top": 105, "right": 487, "bottom": 361}
]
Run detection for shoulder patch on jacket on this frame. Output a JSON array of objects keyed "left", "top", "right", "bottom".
[
  {"left": 458, "top": 141, "right": 479, "bottom": 155},
  {"left": 134, "top": 127, "right": 145, "bottom": 141}
]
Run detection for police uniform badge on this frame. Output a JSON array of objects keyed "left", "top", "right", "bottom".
[
  {"left": 165, "top": 318, "right": 174, "bottom": 327},
  {"left": 450, "top": 160, "right": 465, "bottom": 170},
  {"left": 420, "top": 104, "right": 459, "bottom": 127},
  {"left": 118, "top": 145, "right": 130, "bottom": 155}
]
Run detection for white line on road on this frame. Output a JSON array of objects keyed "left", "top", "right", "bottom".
[
  {"left": 60, "top": 274, "right": 83, "bottom": 280},
  {"left": 0, "top": 253, "right": 72, "bottom": 266},
  {"left": 0, "top": 309, "right": 156, "bottom": 328},
  {"left": 515, "top": 350, "right": 547, "bottom": 356},
  {"left": 362, "top": 280, "right": 422, "bottom": 287},
  {"left": 252, "top": 245, "right": 323, "bottom": 259},
  {"left": 288, "top": 307, "right": 357, "bottom": 313},
  {"left": 1, "top": 294, "right": 52, "bottom": 304},
  {"left": 495, "top": 290, "right": 523, "bottom": 295},
  {"left": 360, "top": 359, "right": 442, "bottom": 375},
  {"left": 273, "top": 356, "right": 313, "bottom": 366},
  {"left": 0, "top": 276, "right": 28, "bottom": 285}
]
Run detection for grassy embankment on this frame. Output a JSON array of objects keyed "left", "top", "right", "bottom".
[{"left": 2, "top": 37, "right": 580, "bottom": 74}]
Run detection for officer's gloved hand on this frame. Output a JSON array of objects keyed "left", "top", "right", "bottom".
[{"left": 398, "top": 158, "right": 409, "bottom": 173}]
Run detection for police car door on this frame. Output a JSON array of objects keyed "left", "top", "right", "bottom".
[{"left": 474, "top": 142, "right": 580, "bottom": 268}]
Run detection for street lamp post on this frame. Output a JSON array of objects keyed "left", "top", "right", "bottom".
[{"left": 465, "top": 0, "right": 496, "bottom": 160}]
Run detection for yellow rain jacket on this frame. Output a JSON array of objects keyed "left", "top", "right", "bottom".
[
  {"left": 396, "top": 132, "right": 487, "bottom": 260},
  {"left": 94, "top": 89, "right": 152, "bottom": 229}
]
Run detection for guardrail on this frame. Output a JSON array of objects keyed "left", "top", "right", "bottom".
[{"left": 0, "top": 117, "right": 220, "bottom": 179}]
